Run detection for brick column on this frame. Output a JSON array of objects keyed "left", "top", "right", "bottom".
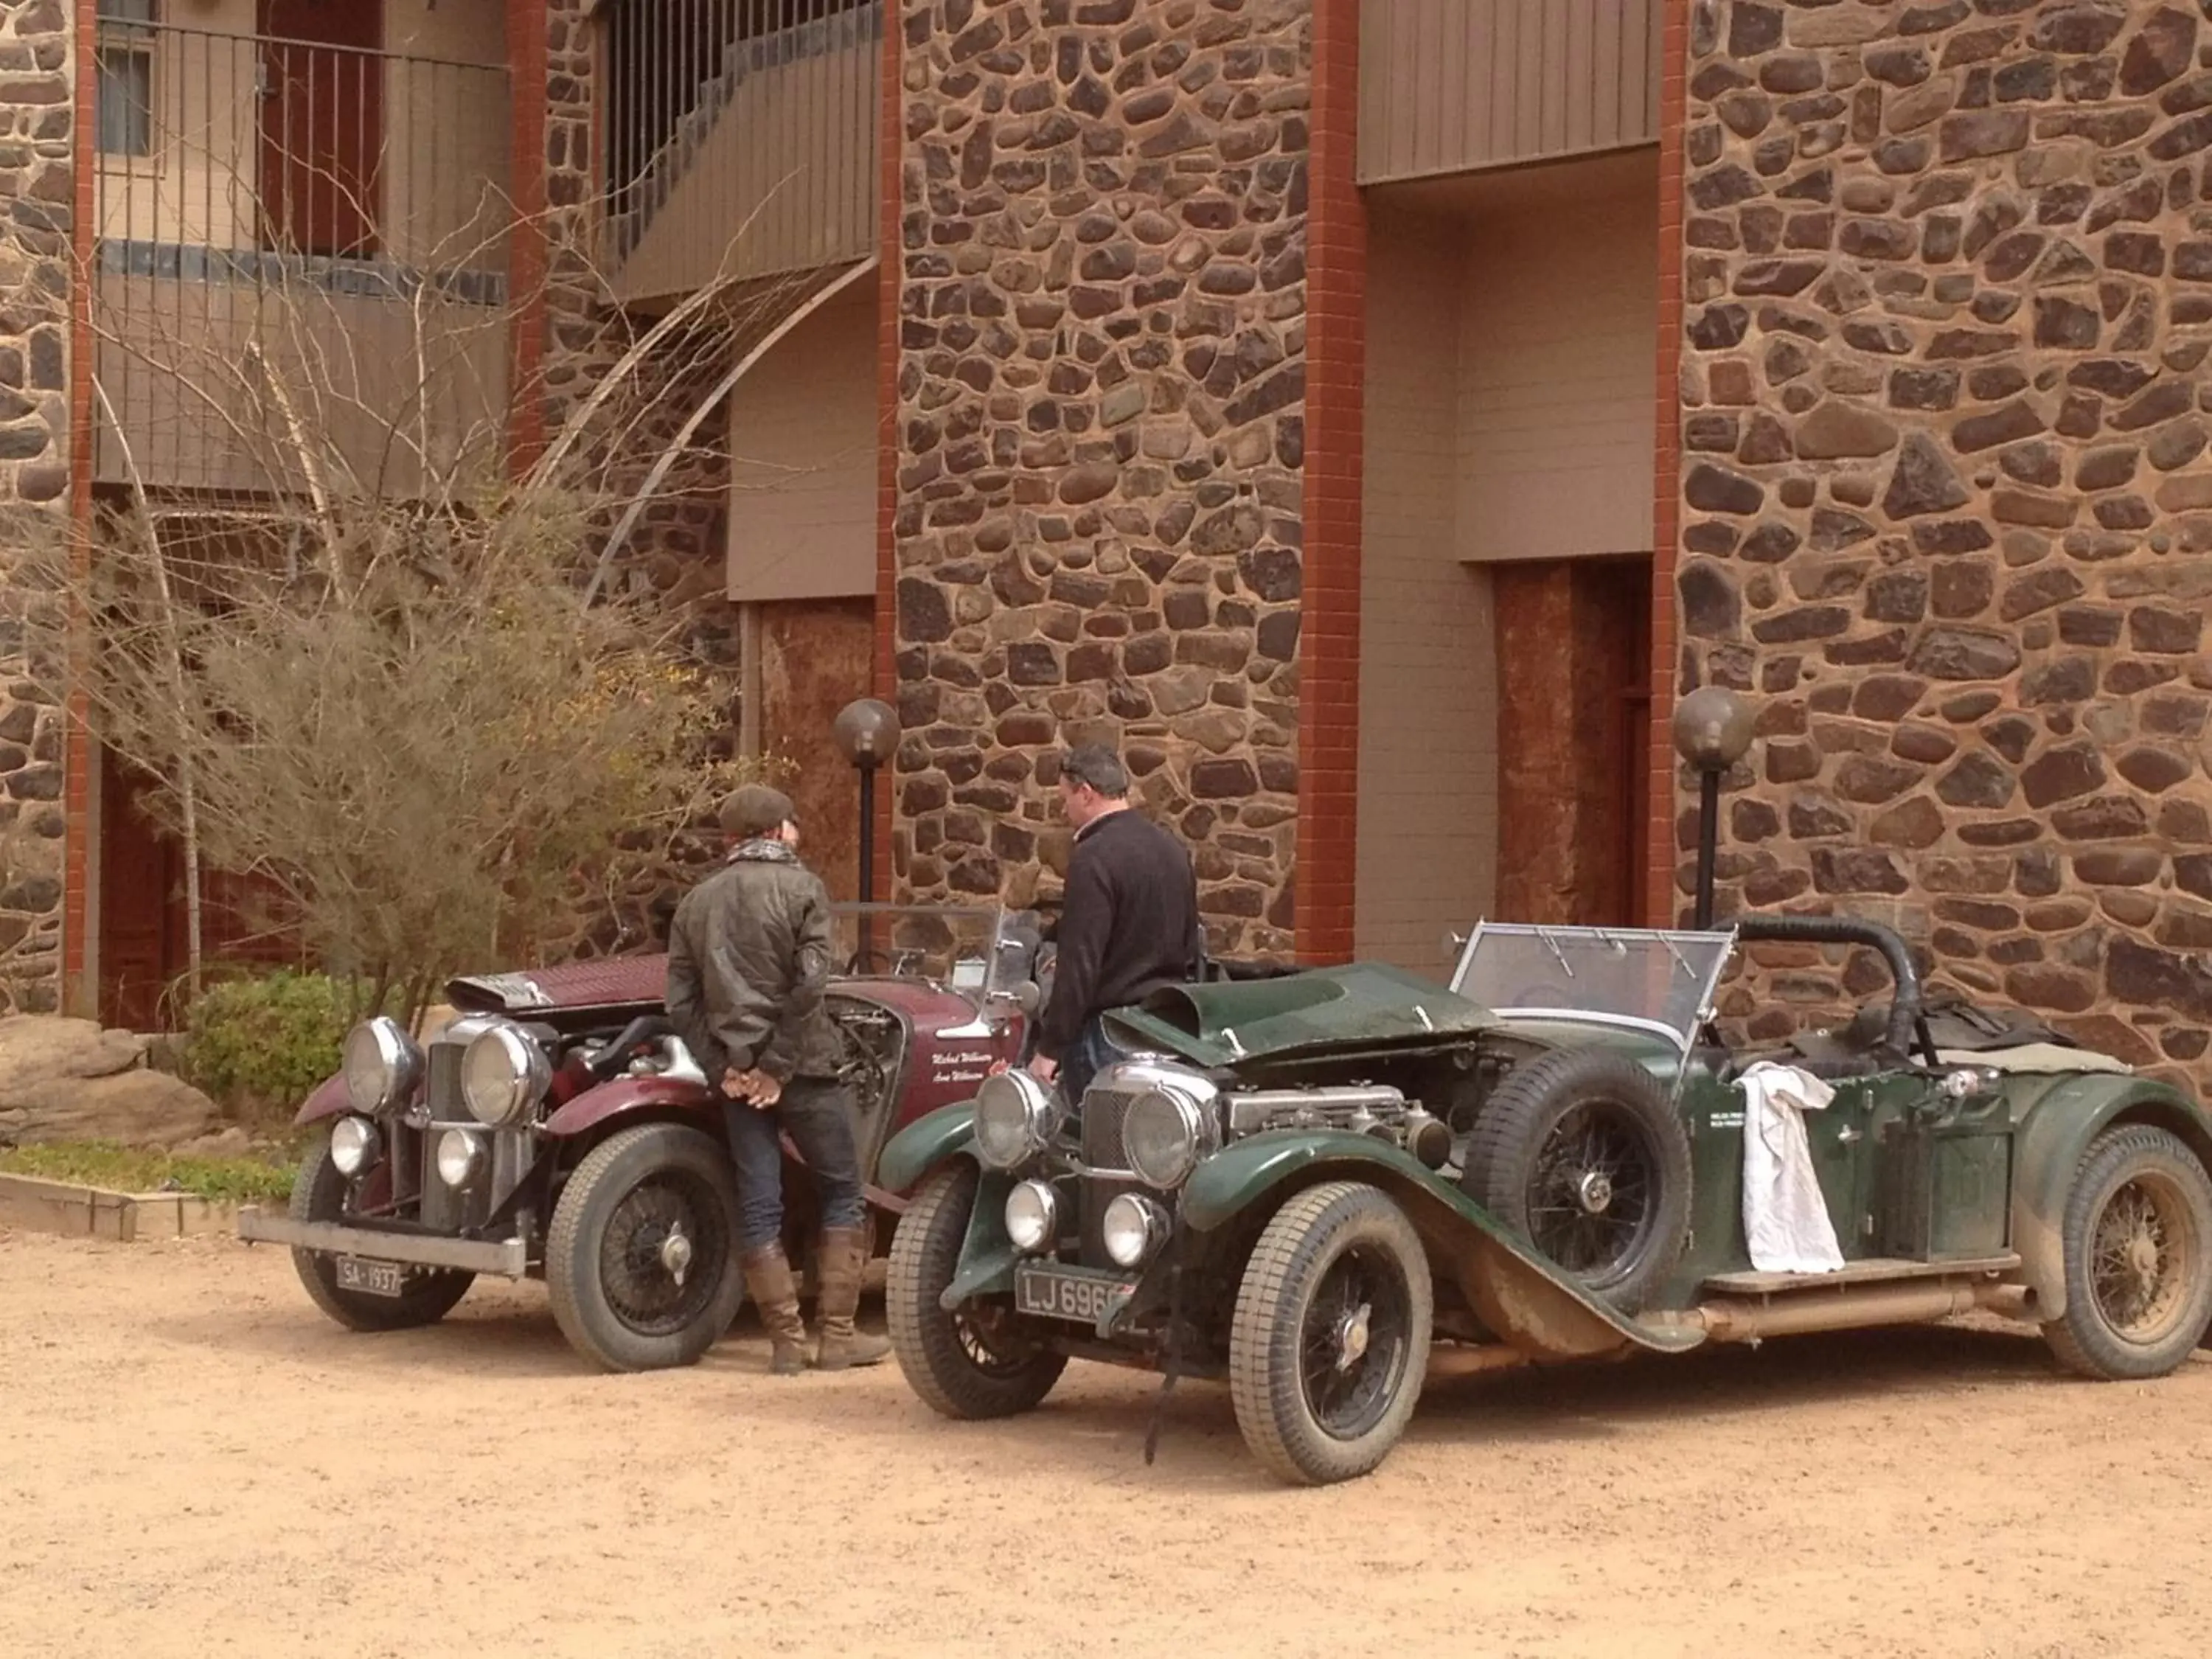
[
  {"left": 1296, "top": 0, "right": 1364, "bottom": 965},
  {"left": 1646, "top": 0, "right": 1690, "bottom": 931}
]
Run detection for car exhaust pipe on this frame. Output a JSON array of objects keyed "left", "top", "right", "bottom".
[{"left": 1696, "top": 1279, "right": 2028, "bottom": 1343}]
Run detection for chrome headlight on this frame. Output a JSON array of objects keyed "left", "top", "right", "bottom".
[
  {"left": 329, "top": 1115, "right": 380, "bottom": 1178},
  {"left": 1124, "top": 1083, "right": 1217, "bottom": 1189},
  {"left": 1004, "top": 1180, "right": 1059, "bottom": 1254},
  {"left": 460, "top": 1023, "right": 549, "bottom": 1127},
  {"left": 342, "top": 1016, "right": 421, "bottom": 1115},
  {"left": 1102, "top": 1192, "right": 1172, "bottom": 1269},
  {"left": 435, "top": 1128, "right": 485, "bottom": 1189},
  {"left": 973, "top": 1069, "right": 1062, "bottom": 1170}
]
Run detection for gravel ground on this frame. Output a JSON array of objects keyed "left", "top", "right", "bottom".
[{"left": 4, "top": 1228, "right": 2211, "bottom": 1658}]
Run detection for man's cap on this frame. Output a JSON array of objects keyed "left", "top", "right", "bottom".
[{"left": 720, "top": 783, "right": 796, "bottom": 839}]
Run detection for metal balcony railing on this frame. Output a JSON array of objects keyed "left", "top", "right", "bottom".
[
  {"left": 599, "top": 0, "right": 881, "bottom": 302},
  {"left": 91, "top": 18, "right": 512, "bottom": 494}
]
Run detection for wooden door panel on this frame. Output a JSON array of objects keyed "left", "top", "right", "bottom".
[{"left": 258, "top": 0, "right": 385, "bottom": 257}]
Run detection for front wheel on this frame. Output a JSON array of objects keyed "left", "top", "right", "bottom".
[
  {"left": 1229, "top": 1181, "right": 1433, "bottom": 1486},
  {"left": 288, "top": 1135, "right": 475, "bottom": 1332},
  {"left": 546, "top": 1124, "right": 746, "bottom": 1373},
  {"left": 886, "top": 1161, "right": 1066, "bottom": 1419},
  {"left": 2042, "top": 1124, "right": 2212, "bottom": 1382}
]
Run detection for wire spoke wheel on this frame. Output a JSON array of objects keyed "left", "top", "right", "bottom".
[
  {"left": 1522, "top": 1102, "right": 1660, "bottom": 1282},
  {"left": 2088, "top": 1173, "right": 2194, "bottom": 1343},
  {"left": 1295, "top": 1243, "right": 1413, "bottom": 1443},
  {"left": 598, "top": 1170, "right": 727, "bottom": 1339}
]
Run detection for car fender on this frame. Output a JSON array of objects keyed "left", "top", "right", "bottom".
[
  {"left": 293, "top": 1073, "right": 350, "bottom": 1128},
  {"left": 2009, "top": 1072, "right": 2212, "bottom": 1322},
  {"left": 541, "top": 1075, "right": 718, "bottom": 1139},
  {"left": 1181, "top": 1133, "right": 1705, "bottom": 1363},
  {"left": 877, "top": 1102, "right": 978, "bottom": 1194}
]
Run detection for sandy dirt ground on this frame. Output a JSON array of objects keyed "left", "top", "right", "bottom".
[{"left": 5, "top": 1231, "right": 2212, "bottom": 1659}]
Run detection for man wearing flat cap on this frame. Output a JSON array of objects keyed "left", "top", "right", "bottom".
[{"left": 665, "top": 783, "right": 888, "bottom": 1375}]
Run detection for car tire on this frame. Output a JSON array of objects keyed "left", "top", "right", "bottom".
[
  {"left": 1461, "top": 1046, "right": 1692, "bottom": 1315},
  {"left": 288, "top": 1134, "right": 476, "bottom": 1332},
  {"left": 886, "top": 1161, "right": 1066, "bottom": 1419},
  {"left": 546, "top": 1124, "right": 746, "bottom": 1374},
  {"left": 2042, "top": 1124, "right": 2212, "bottom": 1382},
  {"left": 1228, "top": 1181, "right": 1433, "bottom": 1487}
]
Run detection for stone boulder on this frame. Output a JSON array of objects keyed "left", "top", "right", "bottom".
[{"left": 0, "top": 1016, "right": 220, "bottom": 1149}]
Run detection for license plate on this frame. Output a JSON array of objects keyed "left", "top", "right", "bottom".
[
  {"left": 1014, "top": 1264, "right": 1133, "bottom": 1325},
  {"left": 335, "top": 1256, "right": 406, "bottom": 1298}
]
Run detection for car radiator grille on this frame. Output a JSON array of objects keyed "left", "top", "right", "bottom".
[
  {"left": 427, "top": 1040, "right": 466, "bottom": 1121},
  {"left": 1077, "top": 1085, "right": 1141, "bottom": 1270}
]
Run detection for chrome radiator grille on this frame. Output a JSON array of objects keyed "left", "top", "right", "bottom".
[
  {"left": 427, "top": 1040, "right": 466, "bottom": 1121},
  {"left": 1079, "top": 1085, "right": 1139, "bottom": 1172}
]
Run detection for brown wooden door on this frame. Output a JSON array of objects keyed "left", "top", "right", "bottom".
[
  {"left": 98, "top": 746, "right": 186, "bottom": 1032},
  {"left": 259, "top": 0, "right": 385, "bottom": 257}
]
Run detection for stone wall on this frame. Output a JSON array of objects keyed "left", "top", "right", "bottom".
[
  {"left": 0, "top": 0, "right": 75, "bottom": 1015},
  {"left": 1678, "top": 0, "right": 2212, "bottom": 1082},
  {"left": 890, "top": 0, "right": 1312, "bottom": 956}
]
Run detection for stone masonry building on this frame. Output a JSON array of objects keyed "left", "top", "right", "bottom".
[{"left": 7, "top": 0, "right": 2212, "bottom": 1090}]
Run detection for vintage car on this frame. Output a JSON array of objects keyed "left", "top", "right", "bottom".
[
  {"left": 879, "top": 910, "right": 2212, "bottom": 1485},
  {"left": 237, "top": 904, "right": 1046, "bottom": 1371}
]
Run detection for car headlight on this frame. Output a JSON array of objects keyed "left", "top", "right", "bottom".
[
  {"left": 1004, "top": 1180, "right": 1059, "bottom": 1254},
  {"left": 329, "top": 1115, "right": 380, "bottom": 1178},
  {"left": 1124, "top": 1083, "right": 1217, "bottom": 1189},
  {"left": 460, "top": 1023, "right": 549, "bottom": 1127},
  {"left": 1102, "top": 1192, "right": 1172, "bottom": 1269},
  {"left": 973, "top": 1069, "right": 1062, "bottom": 1170},
  {"left": 342, "top": 1017, "right": 421, "bottom": 1115},
  {"left": 436, "top": 1128, "right": 485, "bottom": 1189}
]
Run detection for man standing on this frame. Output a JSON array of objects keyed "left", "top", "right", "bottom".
[
  {"left": 664, "top": 784, "right": 889, "bottom": 1376},
  {"left": 1030, "top": 744, "right": 1203, "bottom": 1105}
]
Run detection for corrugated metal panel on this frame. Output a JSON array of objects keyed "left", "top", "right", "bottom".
[
  {"left": 1359, "top": 0, "right": 1663, "bottom": 184},
  {"left": 605, "top": 0, "right": 882, "bottom": 305}
]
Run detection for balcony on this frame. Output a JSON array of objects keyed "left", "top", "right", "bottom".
[
  {"left": 91, "top": 15, "right": 512, "bottom": 495},
  {"left": 599, "top": 0, "right": 882, "bottom": 305}
]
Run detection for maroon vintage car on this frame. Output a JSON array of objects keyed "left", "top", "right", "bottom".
[{"left": 237, "top": 905, "right": 1045, "bottom": 1371}]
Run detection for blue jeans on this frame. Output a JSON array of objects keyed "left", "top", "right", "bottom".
[
  {"left": 722, "top": 1076, "right": 866, "bottom": 1254},
  {"left": 1058, "top": 1016, "right": 1123, "bottom": 1107}
]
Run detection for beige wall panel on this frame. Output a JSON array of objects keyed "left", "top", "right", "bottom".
[
  {"left": 1455, "top": 170, "right": 1658, "bottom": 563},
  {"left": 726, "top": 285, "right": 877, "bottom": 602},
  {"left": 1360, "top": 0, "right": 1662, "bottom": 184},
  {"left": 1355, "top": 217, "right": 1500, "bottom": 978}
]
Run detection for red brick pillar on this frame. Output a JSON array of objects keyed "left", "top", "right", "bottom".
[{"left": 1298, "top": 0, "right": 1366, "bottom": 965}]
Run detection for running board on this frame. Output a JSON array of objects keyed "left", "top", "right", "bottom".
[{"left": 1700, "top": 1253, "right": 2020, "bottom": 1296}]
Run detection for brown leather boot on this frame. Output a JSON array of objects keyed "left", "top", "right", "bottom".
[
  {"left": 813, "top": 1225, "right": 891, "bottom": 1371},
  {"left": 740, "top": 1243, "right": 810, "bottom": 1376}
]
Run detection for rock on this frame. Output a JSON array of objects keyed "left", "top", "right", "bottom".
[
  {"left": 2120, "top": 5, "right": 2197, "bottom": 94},
  {"left": 1882, "top": 433, "right": 1971, "bottom": 519},
  {"left": 1794, "top": 400, "right": 1899, "bottom": 459},
  {"left": 0, "top": 1047, "right": 218, "bottom": 1150},
  {"left": 1907, "top": 627, "right": 2020, "bottom": 681}
]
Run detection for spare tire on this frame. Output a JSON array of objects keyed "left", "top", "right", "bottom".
[{"left": 1461, "top": 1046, "right": 1692, "bottom": 1315}]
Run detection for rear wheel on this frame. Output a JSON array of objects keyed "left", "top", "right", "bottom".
[
  {"left": 1229, "top": 1181, "right": 1433, "bottom": 1486},
  {"left": 1461, "top": 1047, "right": 1691, "bottom": 1315},
  {"left": 2043, "top": 1124, "right": 2212, "bottom": 1382},
  {"left": 886, "top": 1161, "right": 1066, "bottom": 1419},
  {"left": 288, "top": 1135, "right": 475, "bottom": 1332},
  {"left": 546, "top": 1124, "right": 746, "bottom": 1373}
]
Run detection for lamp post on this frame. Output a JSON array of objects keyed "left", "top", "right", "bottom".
[
  {"left": 832, "top": 698, "right": 900, "bottom": 956},
  {"left": 1670, "top": 686, "right": 1756, "bottom": 931}
]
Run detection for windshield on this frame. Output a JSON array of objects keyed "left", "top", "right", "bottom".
[
  {"left": 1449, "top": 923, "right": 1735, "bottom": 1046},
  {"left": 828, "top": 904, "right": 1042, "bottom": 1000}
]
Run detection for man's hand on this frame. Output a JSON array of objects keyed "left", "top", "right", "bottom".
[
  {"left": 1029, "top": 1055, "right": 1058, "bottom": 1084},
  {"left": 721, "top": 1068, "right": 784, "bottom": 1107}
]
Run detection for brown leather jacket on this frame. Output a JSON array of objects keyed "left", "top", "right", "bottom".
[{"left": 664, "top": 840, "right": 842, "bottom": 1084}]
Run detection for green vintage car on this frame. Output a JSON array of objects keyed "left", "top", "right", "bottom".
[{"left": 878, "top": 912, "right": 2212, "bottom": 1485}]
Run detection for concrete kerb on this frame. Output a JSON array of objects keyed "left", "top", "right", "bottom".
[{"left": 0, "top": 1172, "right": 243, "bottom": 1242}]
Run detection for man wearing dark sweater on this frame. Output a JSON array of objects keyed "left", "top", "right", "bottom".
[{"left": 1030, "top": 743, "right": 1201, "bottom": 1105}]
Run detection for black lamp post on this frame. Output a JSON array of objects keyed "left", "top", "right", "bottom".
[
  {"left": 1670, "top": 686, "right": 1756, "bottom": 931},
  {"left": 832, "top": 697, "right": 900, "bottom": 933}
]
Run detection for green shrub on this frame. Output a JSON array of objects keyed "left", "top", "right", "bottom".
[{"left": 180, "top": 971, "right": 355, "bottom": 1117}]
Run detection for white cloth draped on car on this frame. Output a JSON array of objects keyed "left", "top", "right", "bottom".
[{"left": 1736, "top": 1061, "right": 1846, "bottom": 1275}]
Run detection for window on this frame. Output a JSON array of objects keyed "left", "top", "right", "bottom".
[{"left": 97, "top": 0, "right": 157, "bottom": 159}]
